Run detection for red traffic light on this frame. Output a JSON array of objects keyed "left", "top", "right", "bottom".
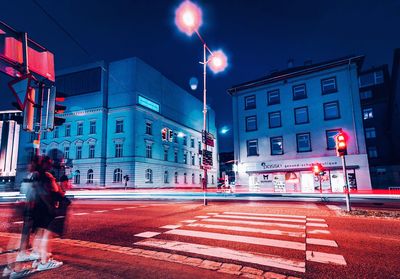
[
  {"left": 161, "top": 128, "right": 167, "bottom": 141},
  {"left": 312, "top": 163, "right": 325, "bottom": 176},
  {"left": 335, "top": 132, "right": 348, "bottom": 157}
]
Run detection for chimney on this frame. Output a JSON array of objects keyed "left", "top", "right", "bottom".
[{"left": 287, "top": 58, "right": 294, "bottom": 68}]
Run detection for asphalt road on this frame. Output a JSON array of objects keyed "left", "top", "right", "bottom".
[{"left": 1, "top": 200, "right": 399, "bottom": 278}]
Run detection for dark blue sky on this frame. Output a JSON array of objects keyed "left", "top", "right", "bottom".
[{"left": 1, "top": 0, "right": 399, "bottom": 151}]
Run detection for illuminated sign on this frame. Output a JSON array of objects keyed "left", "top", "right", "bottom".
[{"left": 138, "top": 95, "right": 160, "bottom": 112}]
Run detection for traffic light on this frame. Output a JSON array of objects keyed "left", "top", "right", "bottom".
[
  {"left": 335, "top": 132, "right": 347, "bottom": 157},
  {"left": 54, "top": 96, "right": 66, "bottom": 127},
  {"left": 161, "top": 128, "right": 167, "bottom": 141},
  {"left": 312, "top": 163, "right": 325, "bottom": 176},
  {"left": 169, "top": 129, "right": 174, "bottom": 142}
]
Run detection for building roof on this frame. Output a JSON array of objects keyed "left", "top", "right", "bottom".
[{"left": 227, "top": 55, "right": 364, "bottom": 95}]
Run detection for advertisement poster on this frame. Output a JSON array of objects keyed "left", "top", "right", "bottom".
[
  {"left": 301, "top": 173, "right": 314, "bottom": 192},
  {"left": 273, "top": 174, "right": 286, "bottom": 192},
  {"left": 330, "top": 171, "right": 345, "bottom": 192}
]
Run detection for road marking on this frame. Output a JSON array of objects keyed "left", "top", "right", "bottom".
[
  {"left": 306, "top": 218, "right": 325, "bottom": 222},
  {"left": 94, "top": 210, "right": 108, "bottom": 213},
  {"left": 126, "top": 207, "right": 137, "bottom": 209},
  {"left": 136, "top": 238, "right": 306, "bottom": 273},
  {"left": 326, "top": 205, "right": 342, "bottom": 211},
  {"left": 160, "top": 225, "right": 182, "bottom": 229},
  {"left": 73, "top": 213, "right": 88, "bottom": 216},
  {"left": 306, "top": 238, "right": 338, "bottom": 247},
  {"left": 194, "top": 216, "right": 210, "bottom": 218},
  {"left": 165, "top": 229, "right": 306, "bottom": 250},
  {"left": 134, "top": 231, "right": 161, "bottom": 238},
  {"left": 307, "top": 229, "right": 330, "bottom": 235},
  {"left": 187, "top": 223, "right": 305, "bottom": 238},
  {"left": 12, "top": 221, "right": 23, "bottom": 224},
  {"left": 55, "top": 216, "right": 65, "bottom": 219},
  {"left": 223, "top": 212, "right": 306, "bottom": 219},
  {"left": 113, "top": 208, "right": 123, "bottom": 211},
  {"left": 207, "top": 213, "right": 219, "bottom": 215},
  {"left": 182, "top": 220, "right": 198, "bottom": 223},
  {"left": 214, "top": 214, "right": 306, "bottom": 224},
  {"left": 307, "top": 223, "right": 328, "bottom": 228},
  {"left": 306, "top": 251, "right": 346, "bottom": 265},
  {"left": 204, "top": 218, "right": 306, "bottom": 229}
]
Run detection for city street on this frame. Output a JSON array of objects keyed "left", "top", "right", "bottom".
[{"left": 1, "top": 200, "right": 399, "bottom": 278}]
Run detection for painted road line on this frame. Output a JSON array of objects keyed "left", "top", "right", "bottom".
[
  {"left": 12, "top": 221, "right": 23, "bottom": 224},
  {"left": 187, "top": 223, "right": 305, "bottom": 238},
  {"left": 160, "top": 225, "right": 182, "bottom": 229},
  {"left": 214, "top": 214, "right": 306, "bottom": 224},
  {"left": 306, "top": 218, "right": 325, "bottom": 222},
  {"left": 206, "top": 213, "right": 219, "bottom": 215},
  {"left": 194, "top": 216, "right": 210, "bottom": 218},
  {"left": 326, "top": 205, "right": 342, "bottom": 211},
  {"left": 307, "top": 229, "right": 330, "bottom": 235},
  {"left": 165, "top": 229, "right": 306, "bottom": 250},
  {"left": 55, "top": 216, "right": 65, "bottom": 219},
  {"left": 112, "top": 208, "right": 124, "bottom": 211},
  {"left": 126, "top": 207, "right": 137, "bottom": 209},
  {"left": 307, "top": 223, "right": 328, "bottom": 228},
  {"left": 306, "top": 251, "right": 346, "bottom": 265},
  {"left": 134, "top": 231, "right": 161, "bottom": 238},
  {"left": 136, "top": 238, "right": 306, "bottom": 273},
  {"left": 94, "top": 210, "right": 108, "bottom": 213},
  {"left": 223, "top": 212, "right": 306, "bottom": 219},
  {"left": 182, "top": 220, "right": 198, "bottom": 223},
  {"left": 306, "top": 238, "right": 338, "bottom": 247},
  {"left": 204, "top": 218, "right": 306, "bottom": 230},
  {"left": 73, "top": 213, "right": 88, "bottom": 216}
]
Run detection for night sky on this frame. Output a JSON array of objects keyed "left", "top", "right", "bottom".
[{"left": 1, "top": 0, "right": 399, "bottom": 152}]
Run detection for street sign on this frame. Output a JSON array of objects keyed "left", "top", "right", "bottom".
[
  {"left": 202, "top": 149, "right": 213, "bottom": 166},
  {"left": 8, "top": 74, "right": 35, "bottom": 110},
  {"left": 202, "top": 130, "right": 214, "bottom": 147}
]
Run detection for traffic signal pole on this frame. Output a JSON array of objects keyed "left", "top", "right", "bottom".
[
  {"left": 341, "top": 155, "right": 351, "bottom": 211},
  {"left": 202, "top": 43, "right": 208, "bottom": 206}
]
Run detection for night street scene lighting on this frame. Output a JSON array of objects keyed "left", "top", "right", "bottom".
[{"left": 0, "top": 1, "right": 399, "bottom": 278}]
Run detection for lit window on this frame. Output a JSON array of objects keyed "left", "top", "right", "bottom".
[
  {"left": 90, "top": 120, "right": 96, "bottom": 134},
  {"left": 145, "top": 169, "right": 153, "bottom": 183},
  {"left": 245, "top": 95, "right": 256, "bottom": 110},
  {"left": 246, "top": 115, "right": 257, "bottom": 131},
  {"left": 113, "top": 168, "right": 122, "bottom": 183},
  {"left": 363, "top": 108, "right": 373, "bottom": 120},
  {"left": 145, "top": 122, "right": 152, "bottom": 135},
  {"left": 321, "top": 77, "right": 337, "bottom": 94},
  {"left": 269, "top": 111, "right": 281, "bottom": 128},
  {"left": 365, "top": 127, "right": 376, "bottom": 139},
  {"left": 116, "top": 119, "right": 124, "bottom": 133},
  {"left": 77, "top": 122, "right": 83, "bottom": 136},
  {"left": 324, "top": 101, "right": 340, "bottom": 120},
  {"left": 293, "top": 84, "right": 307, "bottom": 100},
  {"left": 296, "top": 133, "right": 311, "bottom": 152},
  {"left": 326, "top": 129, "right": 341, "bottom": 150},
  {"left": 368, "top": 146, "right": 378, "bottom": 158},
  {"left": 247, "top": 139, "right": 258, "bottom": 156},
  {"left": 115, "top": 143, "right": 123, "bottom": 157},
  {"left": 267, "top": 90, "right": 280, "bottom": 105},
  {"left": 294, "top": 107, "right": 309, "bottom": 124},
  {"left": 270, "top": 136, "right": 283, "bottom": 155},
  {"left": 89, "top": 145, "right": 95, "bottom": 158}
]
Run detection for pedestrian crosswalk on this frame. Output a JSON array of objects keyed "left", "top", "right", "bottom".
[{"left": 134, "top": 211, "right": 346, "bottom": 276}]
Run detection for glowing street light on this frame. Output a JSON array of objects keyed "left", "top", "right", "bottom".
[
  {"left": 175, "top": 0, "right": 202, "bottom": 36},
  {"left": 208, "top": 50, "right": 228, "bottom": 73}
]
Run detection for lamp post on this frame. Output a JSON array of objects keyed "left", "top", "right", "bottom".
[{"left": 175, "top": 0, "right": 228, "bottom": 205}]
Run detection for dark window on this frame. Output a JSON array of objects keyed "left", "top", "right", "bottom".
[
  {"left": 116, "top": 120, "right": 124, "bottom": 133},
  {"left": 294, "top": 107, "right": 309, "bottom": 124},
  {"left": 145, "top": 169, "right": 153, "bottom": 183},
  {"left": 360, "top": 90, "right": 373, "bottom": 100},
  {"left": 146, "top": 144, "right": 152, "bottom": 158},
  {"left": 87, "top": 169, "right": 94, "bottom": 184},
  {"left": 247, "top": 139, "right": 258, "bottom": 156},
  {"left": 164, "top": 148, "right": 168, "bottom": 161},
  {"left": 269, "top": 111, "right": 281, "bottom": 128},
  {"left": 183, "top": 152, "right": 187, "bottom": 164},
  {"left": 270, "top": 136, "right": 283, "bottom": 155},
  {"left": 77, "top": 122, "right": 83, "bottom": 135},
  {"left": 76, "top": 146, "right": 82, "bottom": 159},
  {"left": 191, "top": 153, "right": 195, "bottom": 165},
  {"left": 64, "top": 146, "right": 70, "bottom": 159},
  {"left": 321, "top": 77, "right": 337, "bottom": 94},
  {"left": 74, "top": 170, "right": 80, "bottom": 184},
  {"left": 42, "top": 131, "right": 47, "bottom": 140},
  {"left": 175, "top": 172, "right": 178, "bottom": 183},
  {"left": 267, "top": 90, "right": 280, "bottom": 105},
  {"left": 245, "top": 95, "right": 256, "bottom": 110},
  {"left": 326, "top": 129, "right": 341, "bottom": 150},
  {"left": 57, "top": 67, "right": 102, "bottom": 96},
  {"left": 115, "top": 143, "right": 123, "bottom": 157},
  {"left": 145, "top": 122, "right": 152, "bottom": 135},
  {"left": 164, "top": 171, "right": 169, "bottom": 183},
  {"left": 183, "top": 136, "right": 187, "bottom": 146},
  {"left": 324, "top": 101, "right": 340, "bottom": 120},
  {"left": 65, "top": 124, "right": 71, "bottom": 137},
  {"left": 368, "top": 146, "right": 378, "bottom": 158},
  {"left": 90, "top": 121, "right": 96, "bottom": 134},
  {"left": 174, "top": 151, "right": 178, "bottom": 163},
  {"left": 190, "top": 138, "right": 195, "bottom": 148},
  {"left": 292, "top": 84, "right": 307, "bottom": 100},
  {"left": 113, "top": 169, "right": 122, "bottom": 183},
  {"left": 365, "top": 127, "right": 376, "bottom": 138},
  {"left": 246, "top": 115, "right": 257, "bottom": 131},
  {"left": 296, "top": 133, "right": 311, "bottom": 152},
  {"left": 53, "top": 127, "right": 59, "bottom": 138},
  {"left": 89, "top": 145, "right": 95, "bottom": 158}
]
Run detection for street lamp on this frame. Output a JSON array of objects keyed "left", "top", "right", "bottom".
[{"left": 175, "top": 0, "right": 228, "bottom": 205}]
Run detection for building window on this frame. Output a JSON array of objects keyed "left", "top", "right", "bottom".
[
  {"left": 164, "top": 171, "right": 169, "bottom": 183},
  {"left": 368, "top": 146, "right": 378, "bottom": 158},
  {"left": 198, "top": 155, "right": 202, "bottom": 166},
  {"left": 363, "top": 108, "right": 373, "bottom": 120},
  {"left": 360, "top": 90, "right": 373, "bottom": 100},
  {"left": 77, "top": 122, "right": 83, "bottom": 136},
  {"left": 113, "top": 168, "right": 122, "bottom": 183},
  {"left": 87, "top": 169, "right": 94, "bottom": 184},
  {"left": 247, "top": 139, "right": 258, "bottom": 156},
  {"left": 64, "top": 146, "right": 70, "bottom": 159},
  {"left": 190, "top": 138, "right": 195, "bottom": 148},
  {"left": 296, "top": 133, "right": 311, "bottom": 152},
  {"left": 246, "top": 115, "right": 257, "bottom": 131},
  {"left": 89, "top": 145, "right": 95, "bottom": 158},
  {"left": 270, "top": 136, "right": 283, "bottom": 155},
  {"left": 191, "top": 173, "right": 195, "bottom": 184},
  {"left": 174, "top": 133, "right": 178, "bottom": 143},
  {"left": 326, "top": 129, "right": 341, "bottom": 150},
  {"left": 76, "top": 145, "right": 82, "bottom": 159},
  {"left": 145, "top": 169, "right": 153, "bottom": 183},
  {"left": 292, "top": 84, "right": 307, "bottom": 100},
  {"left": 145, "top": 122, "right": 152, "bottom": 135},
  {"left": 198, "top": 141, "right": 201, "bottom": 152},
  {"left": 174, "top": 172, "right": 178, "bottom": 183},
  {"left": 365, "top": 127, "right": 376, "bottom": 139},
  {"left": 211, "top": 175, "right": 214, "bottom": 185},
  {"left": 294, "top": 106, "right": 309, "bottom": 124},
  {"left": 191, "top": 153, "right": 195, "bottom": 165},
  {"left": 374, "top": 71, "right": 384, "bottom": 84},
  {"left": 321, "top": 77, "right": 337, "bottom": 94},
  {"left": 74, "top": 170, "right": 80, "bottom": 184},
  {"left": 174, "top": 150, "right": 178, "bottom": 163},
  {"left": 199, "top": 174, "right": 202, "bottom": 184},
  {"left": 269, "top": 111, "right": 281, "bottom": 128},
  {"left": 146, "top": 144, "right": 152, "bottom": 158},
  {"left": 267, "top": 89, "right": 280, "bottom": 105},
  {"left": 115, "top": 143, "right": 123, "bottom": 157},
  {"left": 116, "top": 119, "right": 124, "bottom": 133},
  {"left": 89, "top": 120, "right": 96, "bottom": 134},
  {"left": 65, "top": 124, "right": 71, "bottom": 137},
  {"left": 359, "top": 70, "right": 384, "bottom": 88},
  {"left": 183, "top": 136, "right": 187, "bottom": 146},
  {"left": 324, "top": 101, "right": 340, "bottom": 120},
  {"left": 54, "top": 127, "right": 59, "bottom": 138},
  {"left": 183, "top": 152, "right": 187, "bottom": 164},
  {"left": 184, "top": 173, "right": 187, "bottom": 184},
  {"left": 245, "top": 95, "right": 256, "bottom": 110}
]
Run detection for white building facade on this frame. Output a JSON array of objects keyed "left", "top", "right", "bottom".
[
  {"left": 228, "top": 56, "right": 372, "bottom": 192},
  {"left": 16, "top": 57, "right": 218, "bottom": 188}
]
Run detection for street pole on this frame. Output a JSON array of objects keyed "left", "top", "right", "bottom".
[
  {"left": 342, "top": 155, "right": 351, "bottom": 211},
  {"left": 202, "top": 43, "right": 208, "bottom": 206}
]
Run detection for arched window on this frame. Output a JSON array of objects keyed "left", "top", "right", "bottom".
[
  {"left": 211, "top": 175, "right": 214, "bottom": 184},
  {"left": 191, "top": 173, "right": 195, "bottom": 184},
  {"left": 87, "top": 169, "right": 94, "bottom": 184},
  {"left": 145, "top": 169, "right": 153, "bottom": 183},
  {"left": 174, "top": 172, "right": 178, "bottom": 184},
  {"left": 74, "top": 170, "right": 80, "bottom": 184},
  {"left": 164, "top": 171, "right": 169, "bottom": 183},
  {"left": 114, "top": 168, "right": 122, "bottom": 183}
]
